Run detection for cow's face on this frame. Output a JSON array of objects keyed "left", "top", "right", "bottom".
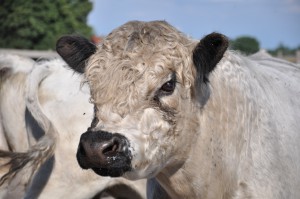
[{"left": 57, "top": 21, "right": 228, "bottom": 180}]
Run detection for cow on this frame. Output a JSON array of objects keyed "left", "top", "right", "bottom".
[
  {"left": 56, "top": 20, "right": 300, "bottom": 199},
  {"left": 0, "top": 54, "right": 38, "bottom": 199},
  {"left": 0, "top": 54, "right": 146, "bottom": 199}
]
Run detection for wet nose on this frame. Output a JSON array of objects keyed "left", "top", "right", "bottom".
[
  {"left": 76, "top": 130, "right": 132, "bottom": 177},
  {"left": 77, "top": 131, "right": 123, "bottom": 168}
]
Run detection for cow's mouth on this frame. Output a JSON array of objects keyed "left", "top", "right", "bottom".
[
  {"left": 92, "top": 165, "right": 131, "bottom": 177},
  {"left": 76, "top": 130, "right": 132, "bottom": 177}
]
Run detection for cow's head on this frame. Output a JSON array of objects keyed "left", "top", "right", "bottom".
[{"left": 57, "top": 21, "right": 228, "bottom": 179}]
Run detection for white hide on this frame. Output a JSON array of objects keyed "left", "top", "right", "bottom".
[{"left": 0, "top": 54, "right": 146, "bottom": 199}]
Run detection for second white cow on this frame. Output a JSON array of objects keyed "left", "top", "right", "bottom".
[{"left": 0, "top": 54, "right": 146, "bottom": 199}]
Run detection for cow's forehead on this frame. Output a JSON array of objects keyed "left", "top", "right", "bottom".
[{"left": 103, "top": 20, "right": 190, "bottom": 53}]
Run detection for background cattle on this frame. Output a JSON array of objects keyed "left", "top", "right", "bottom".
[
  {"left": 0, "top": 54, "right": 146, "bottom": 199},
  {"left": 57, "top": 20, "right": 300, "bottom": 199}
]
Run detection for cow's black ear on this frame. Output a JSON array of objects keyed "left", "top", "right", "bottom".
[
  {"left": 193, "top": 33, "right": 228, "bottom": 83},
  {"left": 56, "top": 35, "right": 97, "bottom": 73}
]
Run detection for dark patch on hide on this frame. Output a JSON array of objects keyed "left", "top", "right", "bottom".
[
  {"left": 147, "top": 178, "right": 172, "bottom": 199},
  {"left": 87, "top": 105, "right": 99, "bottom": 131},
  {"left": 0, "top": 67, "right": 12, "bottom": 82},
  {"left": 125, "top": 31, "right": 142, "bottom": 52},
  {"left": 92, "top": 183, "right": 144, "bottom": 199},
  {"left": 24, "top": 156, "right": 55, "bottom": 199},
  {"left": 25, "top": 107, "right": 44, "bottom": 140},
  {"left": 56, "top": 35, "right": 97, "bottom": 73},
  {"left": 149, "top": 99, "right": 177, "bottom": 127},
  {"left": 151, "top": 72, "right": 177, "bottom": 125}
]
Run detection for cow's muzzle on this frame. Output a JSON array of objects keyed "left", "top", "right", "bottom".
[{"left": 76, "top": 130, "right": 132, "bottom": 177}]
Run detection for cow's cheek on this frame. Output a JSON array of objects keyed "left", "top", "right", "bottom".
[
  {"left": 128, "top": 109, "right": 172, "bottom": 175},
  {"left": 138, "top": 108, "right": 170, "bottom": 136},
  {"left": 126, "top": 135, "right": 168, "bottom": 180}
]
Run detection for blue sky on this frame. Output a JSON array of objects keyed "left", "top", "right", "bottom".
[{"left": 87, "top": 0, "right": 300, "bottom": 49}]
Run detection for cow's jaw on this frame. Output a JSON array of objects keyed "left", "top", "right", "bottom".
[{"left": 121, "top": 108, "right": 178, "bottom": 180}]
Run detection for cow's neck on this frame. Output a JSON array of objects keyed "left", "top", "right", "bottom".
[
  {"left": 154, "top": 145, "right": 238, "bottom": 199},
  {"left": 155, "top": 164, "right": 198, "bottom": 198},
  {"left": 155, "top": 53, "right": 263, "bottom": 198}
]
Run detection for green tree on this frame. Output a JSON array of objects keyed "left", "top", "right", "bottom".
[
  {"left": 0, "top": 0, "right": 93, "bottom": 50},
  {"left": 268, "top": 43, "right": 296, "bottom": 56},
  {"left": 230, "top": 36, "right": 260, "bottom": 55}
]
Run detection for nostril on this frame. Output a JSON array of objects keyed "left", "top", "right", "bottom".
[{"left": 102, "top": 137, "right": 121, "bottom": 155}]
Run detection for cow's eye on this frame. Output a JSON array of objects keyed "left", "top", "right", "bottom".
[
  {"left": 160, "top": 80, "right": 176, "bottom": 93},
  {"left": 155, "top": 73, "right": 176, "bottom": 99}
]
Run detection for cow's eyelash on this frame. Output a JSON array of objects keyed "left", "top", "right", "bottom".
[
  {"left": 154, "top": 73, "right": 177, "bottom": 100},
  {"left": 160, "top": 79, "right": 176, "bottom": 93}
]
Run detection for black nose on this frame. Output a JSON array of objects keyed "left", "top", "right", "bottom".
[{"left": 76, "top": 130, "right": 132, "bottom": 177}]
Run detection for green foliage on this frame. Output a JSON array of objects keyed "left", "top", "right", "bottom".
[
  {"left": 230, "top": 36, "right": 260, "bottom": 55},
  {"left": 268, "top": 43, "right": 298, "bottom": 56},
  {"left": 0, "top": 0, "right": 93, "bottom": 50}
]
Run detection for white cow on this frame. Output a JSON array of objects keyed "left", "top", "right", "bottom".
[
  {"left": 0, "top": 54, "right": 146, "bottom": 199},
  {"left": 56, "top": 20, "right": 300, "bottom": 199},
  {"left": 0, "top": 54, "right": 37, "bottom": 199}
]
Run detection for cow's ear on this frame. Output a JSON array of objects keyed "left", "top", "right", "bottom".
[
  {"left": 192, "top": 33, "right": 228, "bottom": 83},
  {"left": 56, "top": 35, "right": 97, "bottom": 73}
]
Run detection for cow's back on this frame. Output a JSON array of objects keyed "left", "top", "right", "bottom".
[
  {"left": 251, "top": 54, "right": 300, "bottom": 198},
  {"left": 205, "top": 52, "right": 300, "bottom": 198},
  {"left": 249, "top": 54, "right": 300, "bottom": 131}
]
